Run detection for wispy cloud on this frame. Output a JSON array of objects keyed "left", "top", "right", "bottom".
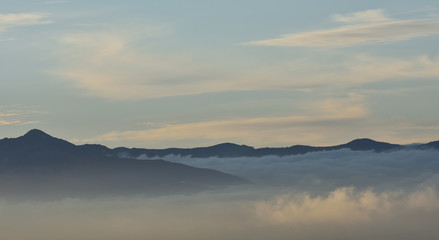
[
  {"left": 72, "top": 79, "right": 439, "bottom": 147},
  {"left": 0, "top": 13, "right": 52, "bottom": 33},
  {"left": 245, "top": 9, "right": 439, "bottom": 47},
  {"left": 0, "top": 120, "right": 37, "bottom": 126},
  {"left": 0, "top": 106, "right": 44, "bottom": 126},
  {"left": 53, "top": 29, "right": 439, "bottom": 101},
  {"left": 76, "top": 95, "right": 367, "bottom": 147},
  {"left": 227, "top": 54, "right": 439, "bottom": 93},
  {"left": 299, "top": 54, "right": 439, "bottom": 85},
  {"left": 331, "top": 9, "right": 391, "bottom": 23},
  {"left": 0, "top": 13, "right": 52, "bottom": 26},
  {"left": 52, "top": 32, "right": 249, "bottom": 100}
]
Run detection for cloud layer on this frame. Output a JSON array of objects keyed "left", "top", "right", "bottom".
[
  {"left": 1, "top": 186, "right": 439, "bottom": 240},
  {"left": 245, "top": 19, "right": 439, "bottom": 47},
  {"left": 162, "top": 149, "right": 439, "bottom": 192},
  {"left": 3, "top": 139, "right": 439, "bottom": 239}
]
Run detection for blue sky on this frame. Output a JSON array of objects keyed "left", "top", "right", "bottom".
[{"left": 1, "top": 0, "right": 439, "bottom": 148}]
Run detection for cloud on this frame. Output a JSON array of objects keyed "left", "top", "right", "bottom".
[
  {"left": 240, "top": 54, "right": 439, "bottom": 92},
  {"left": 257, "top": 187, "right": 439, "bottom": 228},
  {"left": 244, "top": 19, "right": 439, "bottom": 47},
  {"left": 4, "top": 135, "right": 439, "bottom": 239},
  {"left": 300, "top": 54, "right": 439, "bottom": 84},
  {"left": 0, "top": 120, "right": 37, "bottom": 126},
  {"left": 75, "top": 94, "right": 367, "bottom": 147},
  {"left": 331, "top": 9, "right": 391, "bottom": 23},
  {"left": 52, "top": 28, "right": 439, "bottom": 100},
  {"left": 163, "top": 149, "right": 439, "bottom": 192},
  {"left": 52, "top": 33, "right": 235, "bottom": 100},
  {"left": 257, "top": 187, "right": 394, "bottom": 224},
  {"left": 0, "top": 13, "right": 52, "bottom": 32},
  {"left": 0, "top": 106, "right": 43, "bottom": 126},
  {"left": 1, "top": 187, "right": 439, "bottom": 240}
]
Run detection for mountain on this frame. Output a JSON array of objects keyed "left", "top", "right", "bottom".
[
  {"left": 0, "top": 130, "right": 246, "bottom": 199},
  {"left": 109, "top": 138, "right": 406, "bottom": 159},
  {"left": 2, "top": 129, "right": 438, "bottom": 199},
  {"left": 418, "top": 140, "right": 439, "bottom": 150}
]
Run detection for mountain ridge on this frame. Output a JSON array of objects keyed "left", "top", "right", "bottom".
[
  {"left": 102, "top": 136, "right": 439, "bottom": 158},
  {"left": 2, "top": 129, "right": 438, "bottom": 160},
  {"left": 0, "top": 129, "right": 247, "bottom": 199}
]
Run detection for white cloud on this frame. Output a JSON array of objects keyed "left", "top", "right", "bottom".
[
  {"left": 244, "top": 19, "right": 439, "bottom": 47},
  {"left": 257, "top": 187, "right": 439, "bottom": 227},
  {"left": 331, "top": 9, "right": 391, "bottom": 23},
  {"left": 0, "top": 13, "right": 52, "bottom": 31}
]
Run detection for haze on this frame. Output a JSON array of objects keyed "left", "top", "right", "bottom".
[{"left": 2, "top": 1, "right": 439, "bottom": 239}]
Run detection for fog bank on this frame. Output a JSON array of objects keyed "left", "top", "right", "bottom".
[
  {"left": 162, "top": 149, "right": 439, "bottom": 192},
  {"left": 1, "top": 187, "right": 439, "bottom": 240}
]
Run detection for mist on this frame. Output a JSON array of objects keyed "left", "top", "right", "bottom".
[
  {"left": 2, "top": 148, "right": 439, "bottom": 239},
  {"left": 1, "top": 186, "right": 439, "bottom": 240},
  {"left": 161, "top": 149, "right": 439, "bottom": 192}
]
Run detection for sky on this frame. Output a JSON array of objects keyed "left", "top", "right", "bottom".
[{"left": 1, "top": 0, "right": 439, "bottom": 148}]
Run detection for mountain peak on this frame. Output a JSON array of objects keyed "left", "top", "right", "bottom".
[
  {"left": 343, "top": 138, "right": 400, "bottom": 152},
  {"left": 211, "top": 142, "right": 253, "bottom": 149},
  {"left": 347, "top": 138, "right": 377, "bottom": 144},
  {"left": 23, "top": 129, "right": 52, "bottom": 138},
  {"left": 18, "top": 129, "right": 76, "bottom": 151}
]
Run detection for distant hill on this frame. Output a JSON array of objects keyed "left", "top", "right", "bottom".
[
  {"left": 109, "top": 137, "right": 435, "bottom": 159},
  {"left": 1, "top": 129, "right": 438, "bottom": 199},
  {"left": 417, "top": 140, "right": 439, "bottom": 150},
  {"left": 110, "top": 138, "right": 407, "bottom": 159},
  {"left": 0, "top": 130, "right": 246, "bottom": 199}
]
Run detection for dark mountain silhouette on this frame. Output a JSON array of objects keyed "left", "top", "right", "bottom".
[
  {"left": 0, "top": 130, "right": 246, "bottom": 199},
  {"left": 418, "top": 140, "right": 439, "bottom": 150},
  {"left": 1, "top": 129, "right": 438, "bottom": 199},
  {"left": 114, "top": 142, "right": 256, "bottom": 158},
  {"left": 110, "top": 138, "right": 405, "bottom": 159}
]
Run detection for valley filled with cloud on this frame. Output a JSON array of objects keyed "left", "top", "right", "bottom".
[{"left": 2, "top": 147, "right": 439, "bottom": 240}]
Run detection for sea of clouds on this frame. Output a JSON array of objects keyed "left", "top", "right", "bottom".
[
  {"left": 162, "top": 149, "right": 439, "bottom": 192},
  {"left": 1, "top": 149, "right": 439, "bottom": 240}
]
